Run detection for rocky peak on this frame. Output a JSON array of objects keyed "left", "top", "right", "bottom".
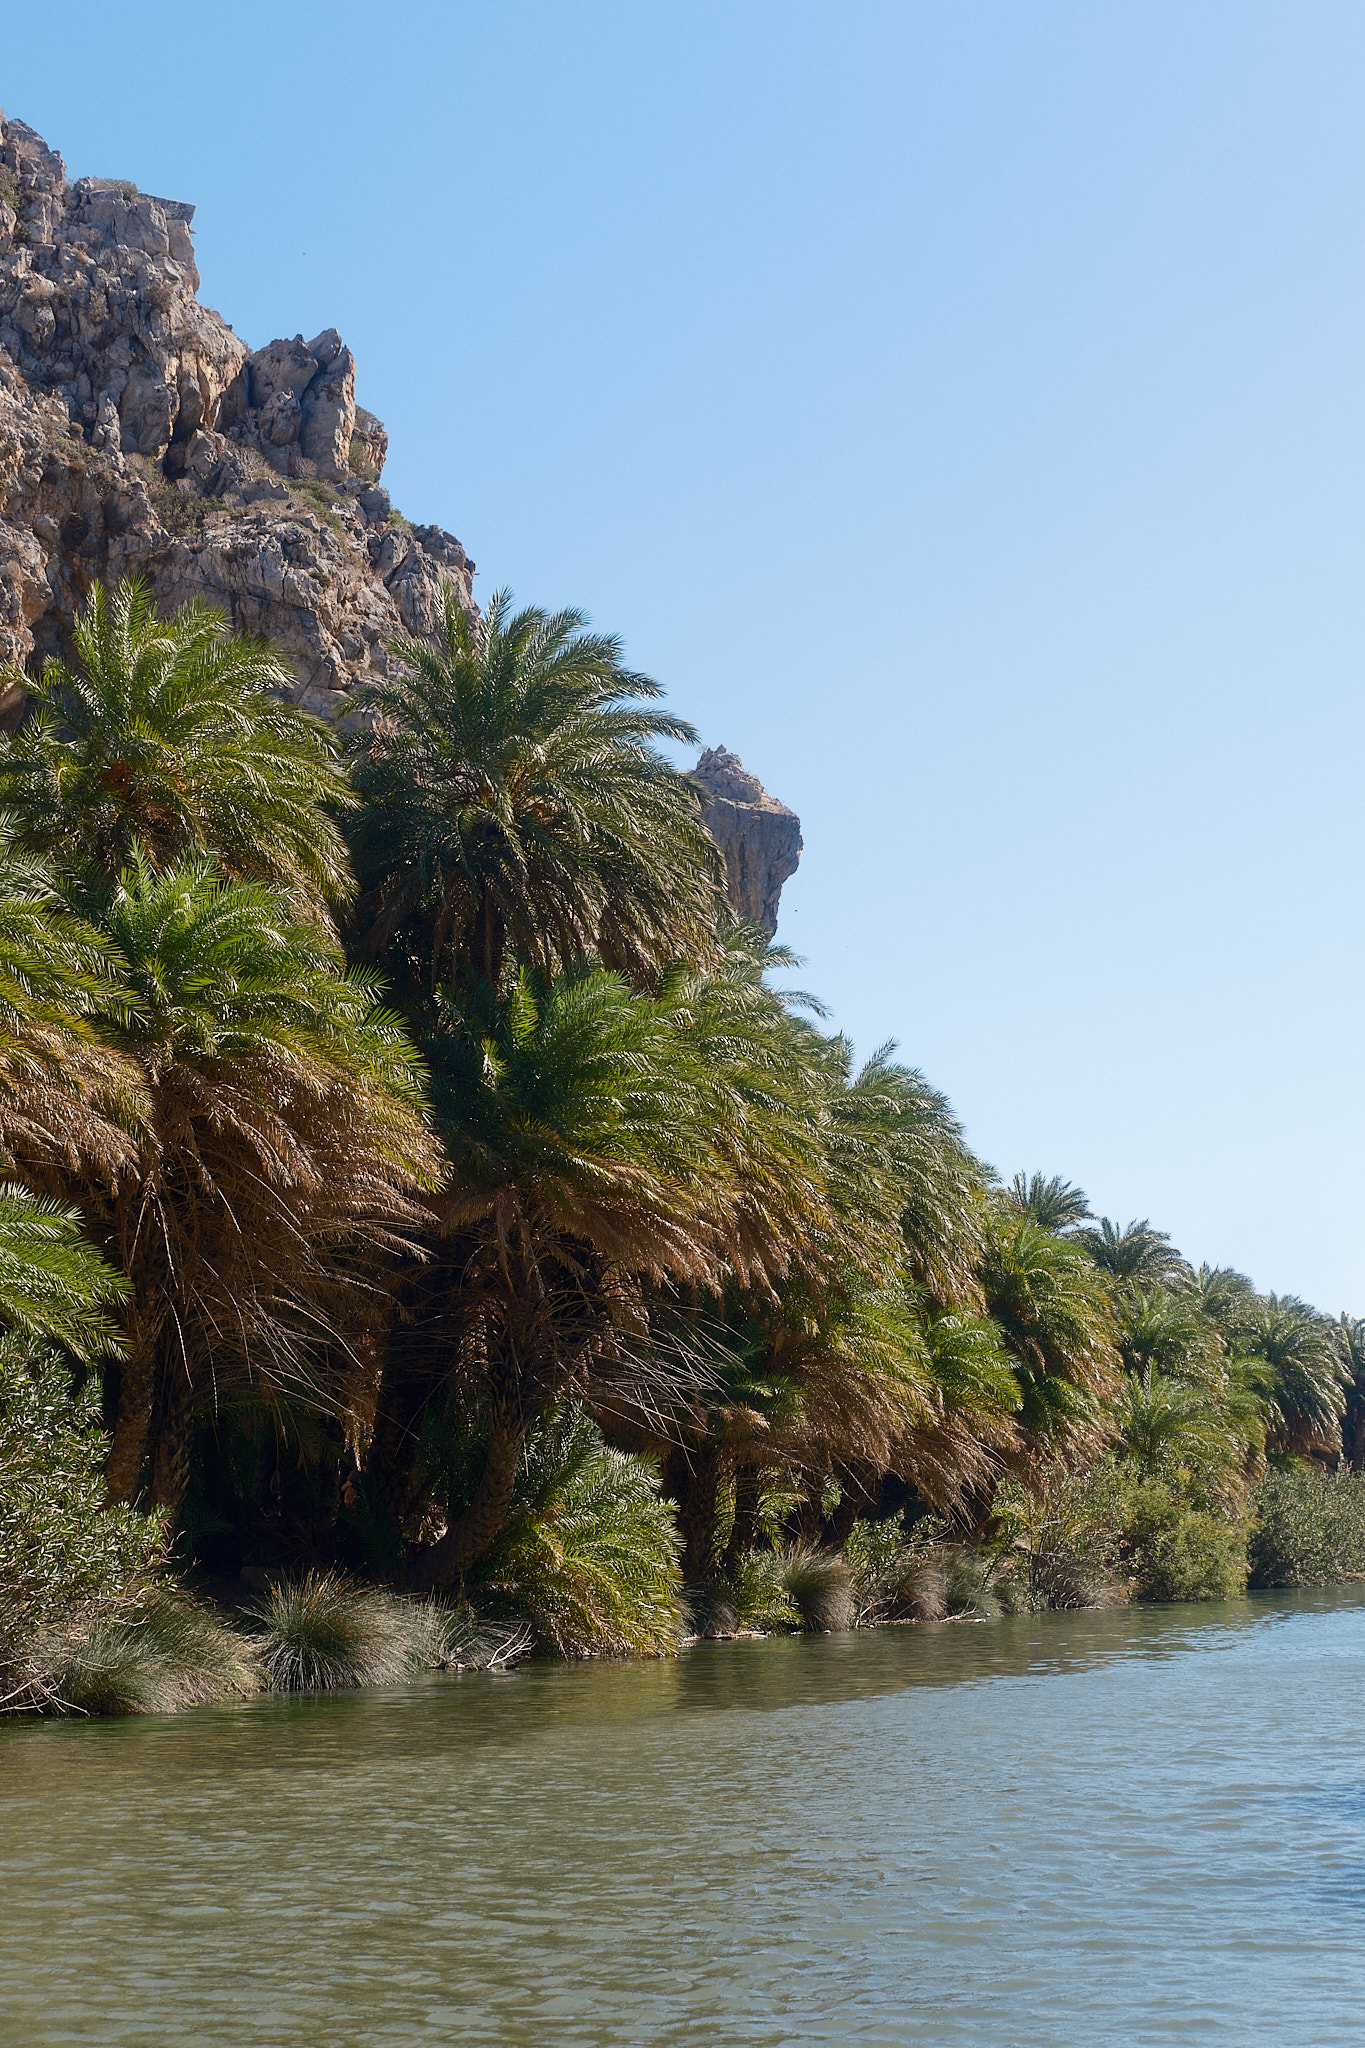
[
  {"left": 692, "top": 746, "right": 802, "bottom": 937},
  {"left": 0, "top": 111, "right": 470, "bottom": 715}
]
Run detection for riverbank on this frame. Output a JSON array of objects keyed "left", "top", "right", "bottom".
[{"left": 9, "top": 1456, "right": 1365, "bottom": 1722}]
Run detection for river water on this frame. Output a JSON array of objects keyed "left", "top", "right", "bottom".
[{"left": 4, "top": 1589, "right": 1365, "bottom": 2045}]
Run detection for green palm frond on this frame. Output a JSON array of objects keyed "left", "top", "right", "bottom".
[
  {"left": 0, "top": 579, "right": 354, "bottom": 916},
  {"left": 981, "top": 1208, "right": 1121, "bottom": 1456},
  {"left": 1114, "top": 1366, "right": 1247, "bottom": 1483},
  {"left": 1113, "top": 1284, "right": 1226, "bottom": 1387},
  {"left": 1076, "top": 1216, "right": 1190, "bottom": 1287},
  {"left": 1242, "top": 1294, "right": 1348, "bottom": 1453},
  {"left": 1004, "top": 1172, "right": 1092, "bottom": 1232},
  {"left": 349, "top": 585, "right": 724, "bottom": 988},
  {"left": 474, "top": 1407, "right": 682, "bottom": 1656},
  {"left": 69, "top": 850, "right": 437, "bottom": 1508},
  {"left": 0, "top": 1187, "right": 126, "bottom": 1362}
]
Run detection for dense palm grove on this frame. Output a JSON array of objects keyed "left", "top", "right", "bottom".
[{"left": 3, "top": 576, "right": 1364, "bottom": 1711}]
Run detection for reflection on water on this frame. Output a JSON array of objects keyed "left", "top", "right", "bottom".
[{"left": 4, "top": 1590, "right": 1365, "bottom": 2044}]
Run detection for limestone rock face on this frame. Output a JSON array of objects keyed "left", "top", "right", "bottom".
[
  {"left": 692, "top": 746, "right": 802, "bottom": 937},
  {"left": 0, "top": 112, "right": 473, "bottom": 716}
]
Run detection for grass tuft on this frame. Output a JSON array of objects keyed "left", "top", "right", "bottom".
[
  {"left": 245, "top": 1570, "right": 504, "bottom": 1691},
  {"left": 43, "top": 1588, "right": 256, "bottom": 1716},
  {"left": 777, "top": 1545, "right": 854, "bottom": 1632}
]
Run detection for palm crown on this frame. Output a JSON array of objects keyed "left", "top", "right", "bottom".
[
  {"left": 75, "top": 851, "right": 435, "bottom": 1508},
  {"left": 0, "top": 579, "right": 354, "bottom": 916},
  {"left": 349, "top": 586, "right": 724, "bottom": 988}
]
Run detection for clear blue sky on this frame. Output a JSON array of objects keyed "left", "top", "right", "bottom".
[{"left": 6, "top": 3, "right": 1365, "bottom": 1308}]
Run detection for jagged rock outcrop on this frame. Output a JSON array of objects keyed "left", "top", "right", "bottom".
[
  {"left": 0, "top": 113, "right": 472, "bottom": 714},
  {"left": 0, "top": 113, "right": 803, "bottom": 911},
  {"left": 692, "top": 746, "right": 802, "bottom": 936}
]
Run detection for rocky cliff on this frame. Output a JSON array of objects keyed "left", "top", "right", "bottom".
[
  {"left": 0, "top": 111, "right": 801, "bottom": 924},
  {"left": 0, "top": 113, "right": 472, "bottom": 717},
  {"left": 692, "top": 747, "right": 802, "bottom": 937}
]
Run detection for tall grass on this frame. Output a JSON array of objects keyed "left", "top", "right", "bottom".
[
  {"left": 42, "top": 1588, "right": 257, "bottom": 1716},
  {"left": 247, "top": 1570, "right": 483, "bottom": 1691},
  {"left": 777, "top": 1546, "right": 855, "bottom": 1631}
]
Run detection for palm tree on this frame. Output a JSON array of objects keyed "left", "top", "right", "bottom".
[
  {"left": 1114, "top": 1367, "right": 1251, "bottom": 1490},
  {"left": 400, "top": 955, "right": 843, "bottom": 1594},
  {"left": 1110, "top": 1282, "right": 1268, "bottom": 1487},
  {"left": 1114, "top": 1284, "right": 1225, "bottom": 1386},
  {"left": 765, "top": 1284, "right": 1020, "bottom": 1549},
  {"left": 622, "top": 964, "right": 991, "bottom": 1582},
  {"left": 70, "top": 852, "right": 436, "bottom": 1512},
  {"left": 980, "top": 1208, "right": 1121, "bottom": 1460},
  {"left": 0, "top": 579, "right": 354, "bottom": 916},
  {"left": 828, "top": 1044, "right": 988, "bottom": 1311},
  {"left": 1334, "top": 1315, "right": 1365, "bottom": 1470},
  {"left": 1076, "top": 1216, "right": 1190, "bottom": 1288},
  {"left": 1182, "top": 1270, "right": 1347, "bottom": 1459},
  {"left": 656, "top": 1020, "right": 997, "bottom": 1579},
  {"left": 1243, "top": 1294, "right": 1348, "bottom": 1457},
  {"left": 1005, "top": 1172, "right": 1092, "bottom": 1232},
  {"left": 347, "top": 586, "right": 724, "bottom": 990},
  {"left": 0, "top": 821, "right": 143, "bottom": 1188}
]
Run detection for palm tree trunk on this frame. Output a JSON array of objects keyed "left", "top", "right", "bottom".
[
  {"left": 364, "top": 1358, "right": 430, "bottom": 1537},
  {"left": 149, "top": 1366, "right": 197, "bottom": 1522},
  {"left": 105, "top": 1336, "right": 158, "bottom": 1504},
  {"left": 1347, "top": 1398, "right": 1365, "bottom": 1474},
  {"left": 664, "top": 1438, "right": 721, "bottom": 1583},
  {"left": 722, "top": 1463, "right": 762, "bottom": 1575},
  {"left": 407, "top": 1398, "right": 525, "bottom": 1594}
]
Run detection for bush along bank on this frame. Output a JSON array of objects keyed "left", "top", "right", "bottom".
[{"left": 2, "top": 581, "right": 1365, "bottom": 1716}]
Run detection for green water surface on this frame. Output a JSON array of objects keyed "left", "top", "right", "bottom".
[{"left": 4, "top": 1590, "right": 1365, "bottom": 2044}]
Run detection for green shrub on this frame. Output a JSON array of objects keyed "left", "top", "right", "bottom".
[
  {"left": 1, "top": 1348, "right": 164, "bottom": 1710},
  {"left": 473, "top": 1408, "right": 683, "bottom": 1657},
  {"left": 1121, "top": 1478, "right": 1248, "bottom": 1601},
  {"left": 0, "top": 1350, "right": 162, "bottom": 1619},
  {"left": 1248, "top": 1465, "right": 1365, "bottom": 1587},
  {"left": 843, "top": 1515, "right": 917, "bottom": 1621},
  {"left": 990, "top": 1464, "right": 1129, "bottom": 1611}
]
